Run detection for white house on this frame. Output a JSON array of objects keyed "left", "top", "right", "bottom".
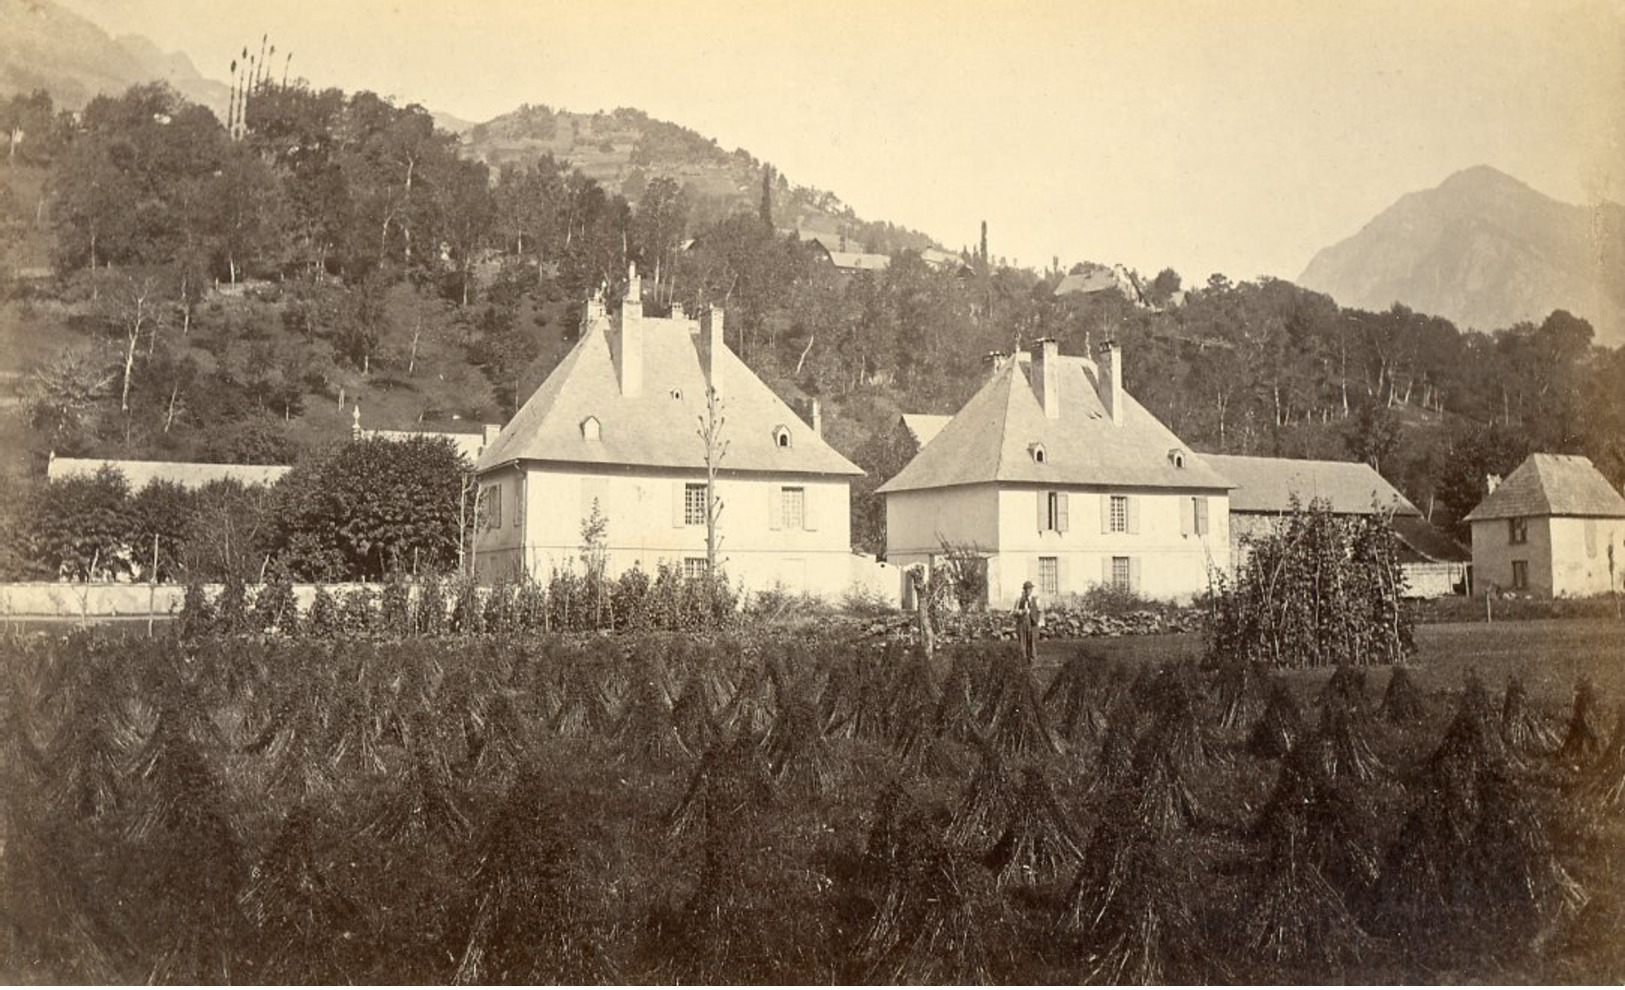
[
  {"left": 471, "top": 270, "right": 866, "bottom": 596},
  {"left": 878, "top": 339, "right": 1233, "bottom": 605},
  {"left": 1205, "top": 453, "right": 1470, "bottom": 597},
  {"left": 1462, "top": 453, "right": 1625, "bottom": 597}
]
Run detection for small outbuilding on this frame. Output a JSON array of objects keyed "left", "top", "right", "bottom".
[{"left": 1462, "top": 453, "right": 1625, "bottom": 597}]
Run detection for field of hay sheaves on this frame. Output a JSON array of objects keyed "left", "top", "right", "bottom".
[{"left": 0, "top": 627, "right": 1622, "bottom": 983}]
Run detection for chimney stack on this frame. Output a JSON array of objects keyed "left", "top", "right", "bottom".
[
  {"left": 702, "top": 305, "right": 725, "bottom": 399},
  {"left": 811, "top": 397, "right": 822, "bottom": 437},
  {"left": 1486, "top": 474, "right": 1502, "bottom": 494},
  {"left": 984, "top": 350, "right": 1010, "bottom": 382},
  {"left": 1095, "top": 339, "right": 1122, "bottom": 425},
  {"left": 618, "top": 264, "right": 643, "bottom": 397},
  {"left": 1031, "top": 338, "right": 1060, "bottom": 419}
]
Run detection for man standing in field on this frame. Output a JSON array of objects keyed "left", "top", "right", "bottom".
[{"left": 1015, "top": 580, "right": 1042, "bottom": 663}]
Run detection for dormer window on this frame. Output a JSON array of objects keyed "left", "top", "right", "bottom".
[
  {"left": 1168, "top": 448, "right": 1185, "bottom": 468},
  {"left": 772, "top": 425, "right": 792, "bottom": 448},
  {"left": 581, "top": 416, "right": 601, "bottom": 441},
  {"left": 1030, "top": 442, "right": 1047, "bottom": 464}
]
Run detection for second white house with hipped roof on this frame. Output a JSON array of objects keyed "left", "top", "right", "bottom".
[
  {"left": 878, "top": 339, "right": 1233, "bottom": 605},
  {"left": 471, "top": 270, "right": 866, "bottom": 596}
]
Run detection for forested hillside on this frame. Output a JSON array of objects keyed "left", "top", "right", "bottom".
[{"left": 2, "top": 77, "right": 1621, "bottom": 558}]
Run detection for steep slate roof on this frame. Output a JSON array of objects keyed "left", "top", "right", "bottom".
[
  {"left": 1204, "top": 454, "right": 1421, "bottom": 516},
  {"left": 899, "top": 414, "right": 951, "bottom": 449},
  {"left": 877, "top": 353, "right": 1231, "bottom": 493},
  {"left": 1462, "top": 453, "right": 1625, "bottom": 521},
  {"left": 476, "top": 316, "right": 861, "bottom": 476},
  {"left": 47, "top": 456, "right": 290, "bottom": 490}
]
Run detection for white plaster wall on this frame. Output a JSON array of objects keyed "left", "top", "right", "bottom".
[
  {"left": 1471, "top": 517, "right": 1553, "bottom": 595},
  {"left": 990, "top": 486, "right": 1229, "bottom": 604},
  {"left": 1550, "top": 517, "right": 1625, "bottom": 597},
  {"left": 475, "top": 464, "right": 857, "bottom": 597},
  {"left": 883, "top": 485, "right": 1001, "bottom": 557}
]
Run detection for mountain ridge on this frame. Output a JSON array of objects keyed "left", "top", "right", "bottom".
[
  {"left": 1299, "top": 165, "right": 1625, "bottom": 346},
  {"left": 0, "top": 0, "right": 229, "bottom": 115}
]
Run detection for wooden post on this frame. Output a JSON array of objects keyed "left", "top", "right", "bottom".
[{"left": 147, "top": 533, "right": 159, "bottom": 637}]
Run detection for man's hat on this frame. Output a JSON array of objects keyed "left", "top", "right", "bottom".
[{"left": 1022, "top": 580, "right": 1034, "bottom": 589}]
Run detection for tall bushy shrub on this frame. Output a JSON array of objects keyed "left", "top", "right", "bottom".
[{"left": 1205, "top": 498, "right": 1413, "bottom": 669}]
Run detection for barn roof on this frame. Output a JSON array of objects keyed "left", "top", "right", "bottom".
[
  {"left": 899, "top": 414, "right": 952, "bottom": 449},
  {"left": 1204, "top": 454, "right": 1421, "bottom": 516},
  {"left": 1462, "top": 453, "right": 1625, "bottom": 521}
]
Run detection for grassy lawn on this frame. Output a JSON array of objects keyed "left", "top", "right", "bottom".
[{"left": 1040, "top": 617, "right": 1625, "bottom": 710}]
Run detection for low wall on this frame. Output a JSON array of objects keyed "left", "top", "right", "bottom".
[{"left": 0, "top": 582, "right": 387, "bottom": 622}]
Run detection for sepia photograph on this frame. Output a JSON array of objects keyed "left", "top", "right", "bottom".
[{"left": 1, "top": 0, "right": 1623, "bottom": 982}]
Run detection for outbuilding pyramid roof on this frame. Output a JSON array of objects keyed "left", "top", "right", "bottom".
[{"left": 1462, "top": 453, "right": 1625, "bottom": 521}]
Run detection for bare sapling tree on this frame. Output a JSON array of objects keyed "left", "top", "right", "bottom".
[
  {"left": 105, "top": 275, "right": 161, "bottom": 414},
  {"left": 697, "top": 384, "right": 729, "bottom": 577}
]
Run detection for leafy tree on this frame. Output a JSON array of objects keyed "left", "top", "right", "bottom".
[
  {"left": 269, "top": 436, "right": 466, "bottom": 580},
  {"left": 22, "top": 466, "right": 134, "bottom": 580},
  {"left": 128, "top": 480, "right": 198, "bottom": 581}
]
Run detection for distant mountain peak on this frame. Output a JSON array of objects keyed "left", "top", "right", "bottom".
[{"left": 1299, "top": 167, "right": 1625, "bottom": 346}]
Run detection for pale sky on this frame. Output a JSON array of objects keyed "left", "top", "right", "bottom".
[{"left": 56, "top": 0, "right": 1625, "bottom": 284}]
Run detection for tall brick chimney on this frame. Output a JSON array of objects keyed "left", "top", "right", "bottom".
[
  {"left": 1031, "top": 338, "right": 1060, "bottom": 419},
  {"left": 1095, "top": 339, "right": 1122, "bottom": 425},
  {"left": 702, "top": 305, "right": 725, "bottom": 399},
  {"left": 617, "top": 264, "right": 643, "bottom": 397}
]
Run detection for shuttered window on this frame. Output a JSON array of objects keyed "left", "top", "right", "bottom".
[
  {"left": 1111, "top": 555, "right": 1132, "bottom": 590},
  {"left": 1194, "top": 496, "right": 1209, "bottom": 536},
  {"left": 1110, "top": 496, "right": 1127, "bottom": 533},
  {"left": 782, "top": 487, "right": 805, "bottom": 530}
]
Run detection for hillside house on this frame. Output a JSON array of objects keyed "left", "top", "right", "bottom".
[
  {"left": 1205, "top": 454, "right": 1469, "bottom": 597},
  {"left": 878, "top": 339, "right": 1233, "bottom": 604},
  {"left": 1462, "top": 453, "right": 1625, "bottom": 597},
  {"left": 350, "top": 406, "right": 499, "bottom": 464},
  {"left": 471, "top": 269, "right": 867, "bottom": 596}
]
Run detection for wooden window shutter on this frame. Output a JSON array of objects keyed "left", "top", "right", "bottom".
[
  {"left": 1037, "top": 491, "right": 1048, "bottom": 533},
  {"left": 804, "top": 485, "right": 817, "bottom": 531},
  {"left": 1129, "top": 557, "right": 1142, "bottom": 592},
  {"left": 1057, "top": 492, "right": 1070, "bottom": 533},
  {"left": 1196, "top": 496, "right": 1209, "bottom": 536},
  {"left": 769, "top": 487, "right": 782, "bottom": 530},
  {"left": 1127, "top": 496, "right": 1140, "bottom": 534},
  {"left": 1028, "top": 554, "right": 1041, "bottom": 586},
  {"left": 1056, "top": 555, "right": 1069, "bottom": 594},
  {"left": 1181, "top": 497, "right": 1192, "bottom": 537},
  {"left": 673, "top": 481, "right": 685, "bottom": 527},
  {"left": 1101, "top": 556, "right": 1111, "bottom": 587},
  {"left": 1099, "top": 494, "right": 1111, "bottom": 534}
]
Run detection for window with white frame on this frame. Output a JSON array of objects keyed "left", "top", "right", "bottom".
[
  {"left": 781, "top": 486, "right": 806, "bottom": 530},
  {"left": 684, "top": 483, "right": 707, "bottom": 526},
  {"left": 1109, "top": 495, "right": 1128, "bottom": 533},
  {"left": 1111, "top": 556, "right": 1132, "bottom": 591},
  {"left": 1038, "top": 556, "right": 1059, "bottom": 596},
  {"left": 683, "top": 557, "right": 709, "bottom": 581}
]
